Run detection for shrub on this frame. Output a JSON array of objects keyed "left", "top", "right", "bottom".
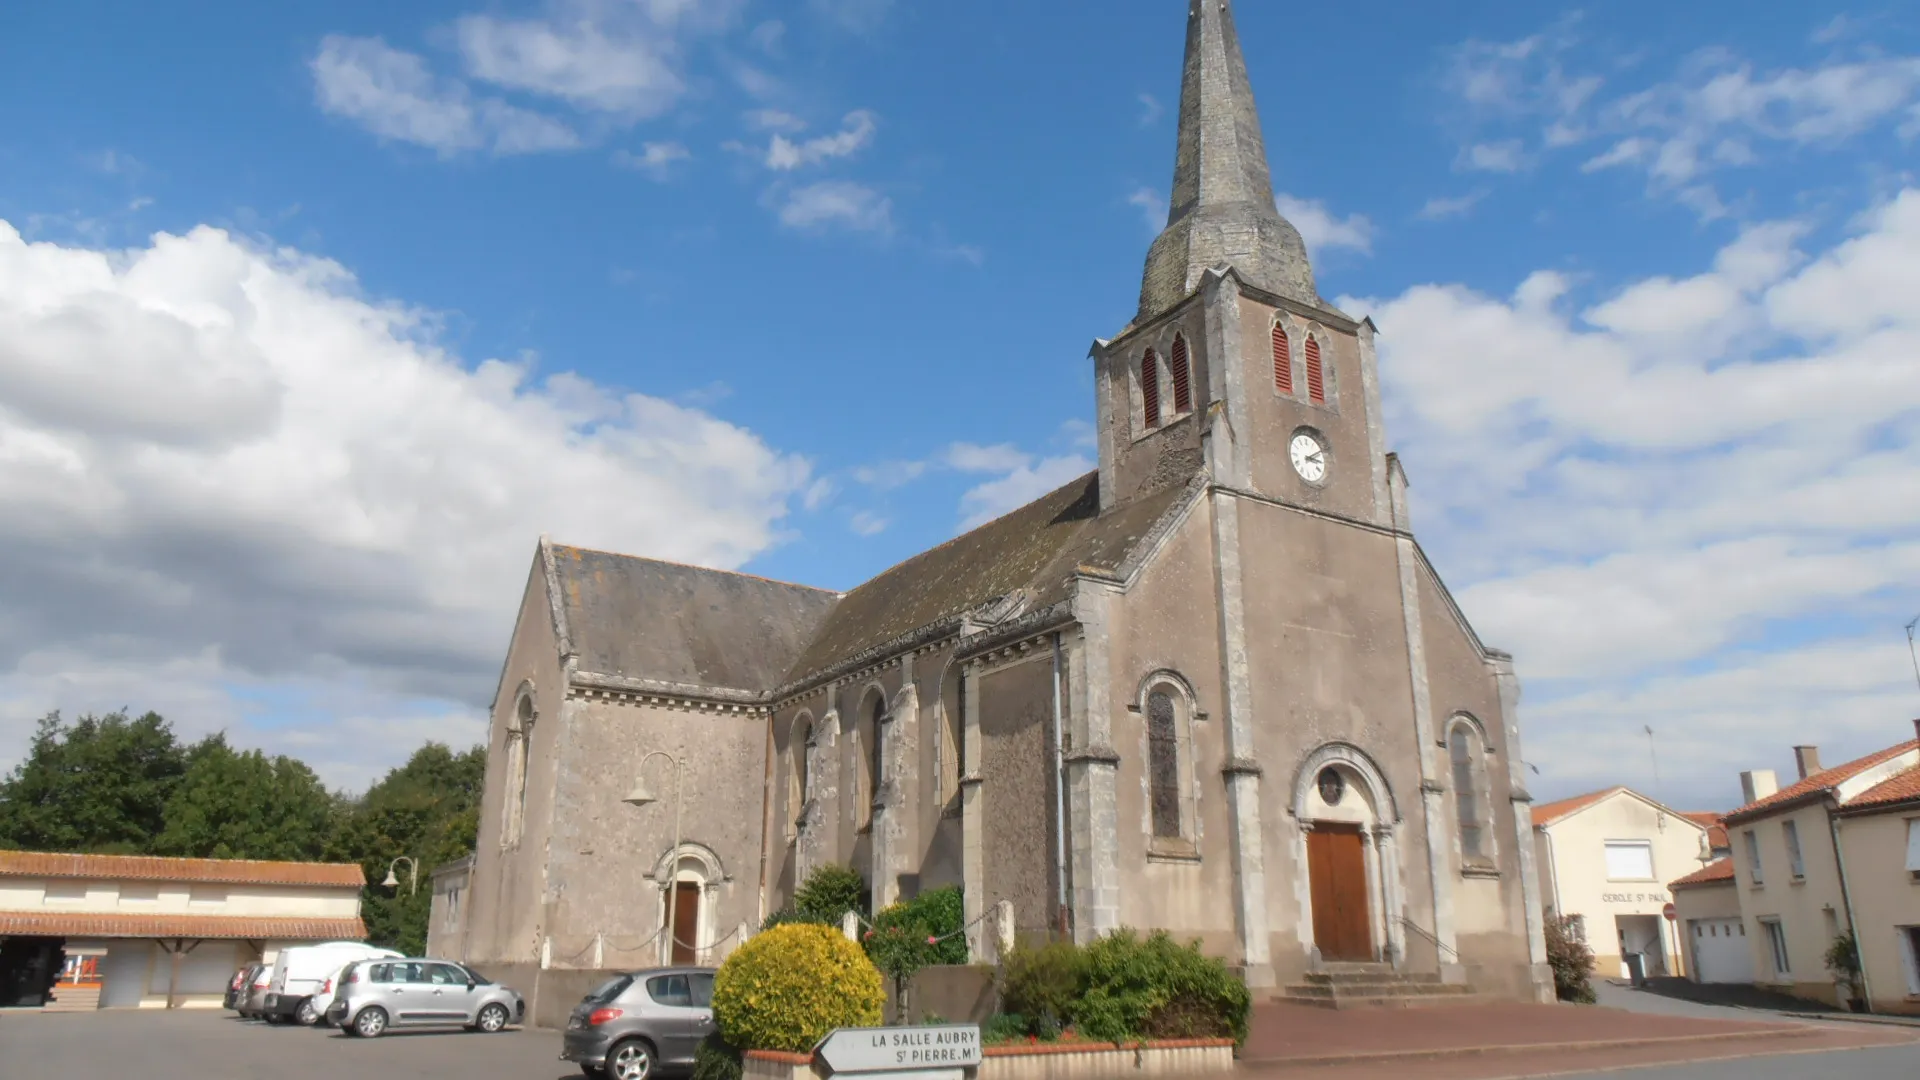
[
  {"left": 691, "top": 1034, "right": 743, "bottom": 1080},
  {"left": 1825, "top": 932, "right": 1861, "bottom": 979},
  {"left": 1545, "top": 914, "right": 1596, "bottom": 1004},
  {"left": 713, "top": 922, "right": 884, "bottom": 1052},
  {"left": 1000, "top": 941, "right": 1083, "bottom": 1034},
  {"left": 1074, "top": 930, "right": 1247, "bottom": 1045},
  {"left": 794, "top": 864, "right": 868, "bottom": 924},
  {"left": 982, "top": 1013, "right": 1029, "bottom": 1045}
]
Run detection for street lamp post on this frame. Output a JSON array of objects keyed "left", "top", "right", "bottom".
[
  {"left": 624, "top": 750, "right": 687, "bottom": 964},
  {"left": 381, "top": 856, "right": 419, "bottom": 897}
]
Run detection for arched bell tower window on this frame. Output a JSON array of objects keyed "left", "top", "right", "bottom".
[
  {"left": 1141, "top": 349, "right": 1162, "bottom": 429},
  {"left": 1169, "top": 334, "right": 1192, "bottom": 414},
  {"left": 1272, "top": 323, "right": 1293, "bottom": 395},
  {"left": 1304, "top": 334, "right": 1326, "bottom": 404}
]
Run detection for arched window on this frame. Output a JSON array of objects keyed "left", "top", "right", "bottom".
[
  {"left": 1147, "top": 690, "right": 1180, "bottom": 838},
  {"left": 1170, "top": 334, "right": 1191, "bottom": 414},
  {"left": 1272, "top": 324, "right": 1293, "bottom": 395},
  {"left": 501, "top": 690, "right": 535, "bottom": 849},
  {"left": 866, "top": 695, "right": 886, "bottom": 827},
  {"left": 787, "top": 715, "right": 812, "bottom": 838},
  {"left": 1304, "top": 334, "right": 1326, "bottom": 404},
  {"left": 1450, "top": 725, "right": 1485, "bottom": 861},
  {"left": 1141, "top": 349, "right": 1161, "bottom": 429}
]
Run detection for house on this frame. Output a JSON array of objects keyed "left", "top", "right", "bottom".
[
  {"left": 451, "top": 0, "right": 1555, "bottom": 1024},
  {"left": 0, "top": 851, "right": 365, "bottom": 1010},
  {"left": 1707, "top": 722, "right": 1920, "bottom": 1013},
  {"left": 1531, "top": 787, "right": 1717, "bottom": 979}
]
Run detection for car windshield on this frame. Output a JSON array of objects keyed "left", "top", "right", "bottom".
[{"left": 585, "top": 975, "right": 633, "bottom": 1004}]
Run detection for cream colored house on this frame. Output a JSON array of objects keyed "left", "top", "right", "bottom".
[
  {"left": 1532, "top": 787, "right": 1717, "bottom": 980},
  {"left": 1669, "top": 859, "right": 1747, "bottom": 984},
  {"left": 1720, "top": 724, "right": 1920, "bottom": 1014},
  {"left": 0, "top": 851, "right": 365, "bottom": 1010}
]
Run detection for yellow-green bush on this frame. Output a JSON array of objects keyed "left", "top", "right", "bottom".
[{"left": 713, "top": 922, "right": 884, "bottom": 1052}]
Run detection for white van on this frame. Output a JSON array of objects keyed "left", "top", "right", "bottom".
[{"left": 264, "top": 942, "right": 403, "bottom": 1025}]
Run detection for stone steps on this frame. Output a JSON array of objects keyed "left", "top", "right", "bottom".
[
  {"left": 1275, "top": 965, "right": 1481, "bottom": 1011},
  {"left": 43, "top": 985, "right": 101, "bottom": 1012}
]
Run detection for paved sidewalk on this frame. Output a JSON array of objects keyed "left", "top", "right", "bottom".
[{"left": 1240, "top": 1000, "right": 1807, "bottom": 1066}]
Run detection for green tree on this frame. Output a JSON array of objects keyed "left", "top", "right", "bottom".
[
  {"left": 328, "top": 743, "right": 486, "bottom": 955},
  {"left": 0, "top": 711, "right": 186, "bottom": 853},
  {"left": 153, "top": 734, "right": 336, "bottom": 861}
]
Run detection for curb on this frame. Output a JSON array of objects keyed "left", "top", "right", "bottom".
[
  {"left": 1236, "top": 1024, "right": 1815, "bottom": 1069},
  {"left": 1785, "top": 1011, "right": 1920, "bottom": 1029}
]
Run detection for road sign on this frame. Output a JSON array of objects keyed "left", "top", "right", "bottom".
[
  {"left": 1662, "top": 902, "right": 1678, "bottom": 921},
  {"left": 815, "top": 1025, "right": 982, "bottom": 1075}
]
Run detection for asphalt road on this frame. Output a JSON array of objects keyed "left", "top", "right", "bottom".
[
  {"left": 1569, "top": 1041, "right": 1920, "bottom": 1079},
  {"left": 0, "top": 1007, "right": 583, "bottom": 1080}
]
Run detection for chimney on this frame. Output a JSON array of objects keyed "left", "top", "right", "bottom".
[
  {"left": 1792, "top": 746, "right": 1822, "bottom": 780},
  {"left": 1741, "top": 769, "right": 1779, "bottom": 805}
]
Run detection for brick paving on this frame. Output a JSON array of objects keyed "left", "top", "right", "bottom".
[{"left": 1238, "top": 1000, "right": 1917, "bottom": 1079}]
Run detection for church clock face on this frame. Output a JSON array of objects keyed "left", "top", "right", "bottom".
[{"left": 1290, "top": 431, "right": 1328, "bottom": 483}]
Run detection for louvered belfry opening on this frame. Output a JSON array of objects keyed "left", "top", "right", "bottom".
[
  {"left": 1272, "top": 324, "right": 1292, "bottom": 394},
  {"left": 1305, "top": 335, "right": 1325, "bottom": 403},
  {"left": 1142, "top": 349, "right": 1161, "bottom": 427},
  {"left": 1170, "top": 335, "right": 1192, "bottom": 414}
]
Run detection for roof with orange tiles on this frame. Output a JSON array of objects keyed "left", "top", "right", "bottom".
[
  {"left": 0, "top": 910, "right": 366, "bottom": 940},
  {"left": 1669, "top": 857, "right": 1735, "bottom": 890},
  {"left": 0, "top": 851, "right": 365, "bottom": 888},
  {"left": 1838, "top": 762, "right": 1920, "bottom": 814},
  {"left": 1530, "top": 787, "right": 1625, "bottom": 826},
  {"left": 1724, "top": 740, "right": 1920, "bottom": 823},
  {"left": 1680, "top": 812, "right": 1730, "bottom": 851}
]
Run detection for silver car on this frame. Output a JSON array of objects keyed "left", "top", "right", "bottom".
[
  {"left": 560, "top": 967, "right": 716, "bottom": 1079},
  {"left": 325, "top": 958, "right": 525, "bottom": 1037}
]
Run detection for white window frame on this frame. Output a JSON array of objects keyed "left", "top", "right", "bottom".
[
  {"left": 1604, "top": 839, "right": 1656, "bottom": 882},
  {"left": 1761, "top": 918, "right": 1791, "bottom": 977},
  {"left": 1783, "top": 819, "right": 1805, "bottom": 880},
  {"left": 1904, "top": 819, "right": 1920, "bottom": 874},
  {"left": 1901, "top": 926, "right": 1920, "bottom": 996},
  {"left": 1744, "top": 830, "right": 1764, "bottom": 885}
]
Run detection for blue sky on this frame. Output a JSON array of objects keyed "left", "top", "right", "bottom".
[{"left": 1, "top": 0, "right": 1917, "bottom": 808}]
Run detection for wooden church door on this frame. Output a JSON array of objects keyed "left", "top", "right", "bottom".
[{"left": 1307, "top": 824, "right": 1373, "bottom": 961}]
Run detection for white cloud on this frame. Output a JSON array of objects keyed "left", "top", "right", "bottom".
[
  {"left": 749, "top": 20, "right": 786, "bottom": 55},
  {"left": 766, "top": 110, "right": 877, "bottom": 170},
  {"left": 0, "top": 219, "right": 809, "bottom": 786},
  {"left": 746, "top": 108, "right": 807, "bottom": 133},
  {"left": 848, "top": 511, "right": 888, "bottom": 537},
  {"left": 774, "top": 181, "right": 894, "bottom": 233},
  {"left": 1127, "top": 187, "right": 1167, "bottom": 233},
  {"left": 956, "top": 454, "right": 1093, "bottom": 530},
  {"left": 614, "top": 141, "right": 692, "bottom": 179},
  {"left": 1138, "top": 93, "right": 1164, "bottom": 126},
  {"left": 1417, "top": 192, "right": 1487, "bottom": 221},
  {"left": 1460, "top": 140, "right": 1527, "bottom": 173},
  {"left": 851, "top": 460, "right": 927, "bottom": 490},
  {"left": 1342, "top": 191, "right": 1920, "bottom": 803},
  {"left": 1275, "top": 193, "right": 1375, "bottom": 257},
  {"left": 311, "top": 35, "right": 581, "bottom": 156},
  {"left": 944, "top": 442, "right": 1032, "bottom": 474}
]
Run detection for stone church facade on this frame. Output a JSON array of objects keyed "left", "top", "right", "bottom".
[{"left": 450, "top": 0, "right": 1552, "bottom": 1013}]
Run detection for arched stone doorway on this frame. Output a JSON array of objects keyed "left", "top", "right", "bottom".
[
  {"left": 651, "top": 843, "right": 724, "bottom": 965},
  {"left": 1291, "top": 743, "right": 1404, "bottom": 967}
]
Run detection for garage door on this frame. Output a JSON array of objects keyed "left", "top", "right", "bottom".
[{"left": 1689, "top": 918, "right": 1752, "bottom": 984}]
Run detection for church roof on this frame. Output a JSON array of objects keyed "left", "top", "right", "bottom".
[
  {"left": 1138, "top": 0, "right": 1318, "bottom": 322},
  {"left": 550, "top": 545, "right": 840, "bottom": 694},
  {"left": 782, "top": 471, "right": 1195, "bottom": 684}
]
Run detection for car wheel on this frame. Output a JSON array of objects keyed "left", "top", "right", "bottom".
[
  {"left": 295, "top": 999, "right": 320, "bottom": 1026},
  {"left": 607, "top": 1038, "right": 655, "bottom": 1080},
  {"left": 353, "top": 1006, "right": 390, "bottom": 1038},
  {"left": 473, "top": 1003, "right": 510, "bottom": 1033}
]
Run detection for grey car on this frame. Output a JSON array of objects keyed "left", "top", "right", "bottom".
[
  {"left": 325, "top": 958, "right": 525, "bottom": 1038},
  {"left": 560, "top": 967, "right": 717, "bottom": 1080}
]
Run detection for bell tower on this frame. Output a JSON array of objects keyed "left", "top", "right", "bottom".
[{"left": 1093, "top": 0, "right": 1391, "bottom": 530}]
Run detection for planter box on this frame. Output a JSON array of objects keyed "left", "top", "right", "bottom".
[{"left": 746, "top": 1040, "right": 1235, "bottom": 1080}]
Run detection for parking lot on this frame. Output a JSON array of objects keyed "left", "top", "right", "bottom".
[{"left": 0, "top": 1008, "right": 578, "bottom": 1080}]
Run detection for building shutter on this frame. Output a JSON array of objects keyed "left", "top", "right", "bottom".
[
  {"left": 1305, "top": 335, "right": 1326, "bottom": 403},
  {"left": 1170, "top": 335, "right": 1191, "bottom": 413},
  {"left": 1272, "top": 325, "right": 1292, "bottom": 394},
  {"left": 1604, "top": 840, "right": 1654, "bottom": 880},
  {"left": 1907, "top": 819, "right": 1920, "bottom": 872},
  {"left": 1142, "top": 350, "right": 1161, "bottom": 428}
]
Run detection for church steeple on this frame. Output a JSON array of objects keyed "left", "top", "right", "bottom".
[{"left": 1138, "top": 0, "right": 1318, "bottom": 322}]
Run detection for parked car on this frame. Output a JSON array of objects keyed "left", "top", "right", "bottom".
[
  {"left": 242, "top": 964, "right": 275, "bottom": 1020},
  {"left": 306, "top": 962, "right": 358, "bottom": 1027},
  {"left": 561, "top": 967, "right": 717, "bottom": 1080},
  {"left": 225, "top": 963, "right": 261, "bottom": 1013},
  {"left": 326, "top": 958, "right": 524, "bottom": 1038},
  {"left": 264, "top": 942, "right": 403, "bottom": 1025}
]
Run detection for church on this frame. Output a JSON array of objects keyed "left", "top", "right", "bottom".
[{"left": 444, "top": 0, "right": 1553, "bottom": 1014}]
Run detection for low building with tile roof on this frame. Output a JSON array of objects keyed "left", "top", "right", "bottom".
[
  {"left": 446, "top": 0, "right": 1554, "bottom": 1027},
  {"left": 0, "top": 851, "right": 365, "bottom": 1011},
  {"left": 1710, "top": 723, "right": 1920, "bottom": 1015},
  {"left": 1529, "top": 786, "right": 1719, "bottom": 982}
]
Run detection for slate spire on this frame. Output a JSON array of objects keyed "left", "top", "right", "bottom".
[{"left": 1138, "top": 0, "right": 1318, "bottom": 321}]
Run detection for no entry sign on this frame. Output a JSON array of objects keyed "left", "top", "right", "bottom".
[
  {"left": 815, "top": 1025, "right": 982, "bottom": 1075},
  {"left": 1662, "top": 902, "right": 1678, "bottom": 921}
]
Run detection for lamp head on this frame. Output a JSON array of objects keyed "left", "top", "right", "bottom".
[
  {"left": 381, "top": 870, "right": 400, "bottom": 888},
  {"left": 623, "top": 782, "right": 657, "bottom": 807}
]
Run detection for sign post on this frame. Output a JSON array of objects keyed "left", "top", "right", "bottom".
[{"left": 815, "top": 1025, "right": 982, "bottom": 1080}]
